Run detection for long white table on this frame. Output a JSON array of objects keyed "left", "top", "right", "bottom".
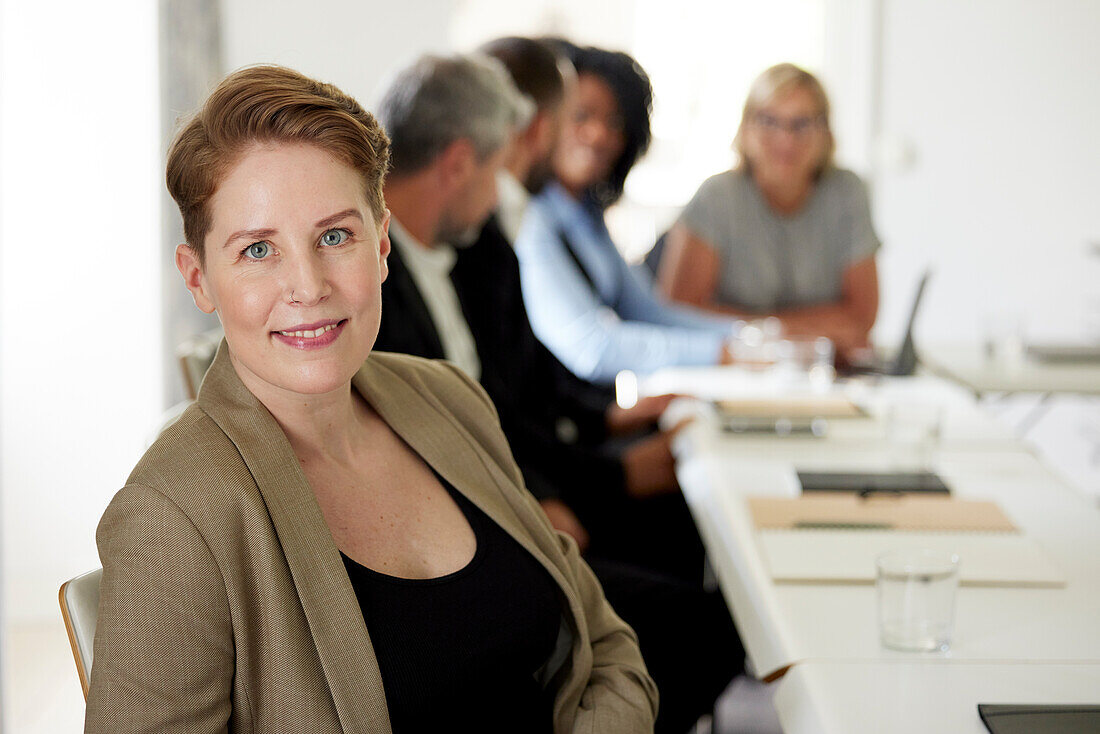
[
  {"left": 921, "top": 343, "right": 1100, "bottom": 395},
  {"left": 651, "top": 366, "right": 1100, "bottom": 731},
  {"left": 773, "top": 661, "right": 1100, "bottom": 733}
]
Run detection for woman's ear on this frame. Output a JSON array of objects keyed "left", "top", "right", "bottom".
[
  {"left": 377, "top": 209, "right": 392, "bottom": 283},
  {"left": 175, "top": 244, "right": 217, "bottom": 314}
]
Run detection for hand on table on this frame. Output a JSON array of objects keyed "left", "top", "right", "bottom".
[
  {"left": 606, "top": 394, "right": 678, "bottom": 436},
  {"left": 621, "top": 418, "right": 694, "bottom": 499}
]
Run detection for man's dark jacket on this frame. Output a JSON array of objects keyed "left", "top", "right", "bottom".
[{"left": 374, "top": 215, "right": 623, "bottom": 505}]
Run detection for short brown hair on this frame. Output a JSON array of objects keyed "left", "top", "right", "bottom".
[
  {"left": 166, "top": 65, "right": 390, "bottom": 260},
  {"left": 733, "top": 63, "right": 834, "bottom": 178}
]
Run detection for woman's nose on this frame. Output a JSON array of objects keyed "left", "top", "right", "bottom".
[
  {"left": 285, "top": 253, "right": 331, "bottom": 306},
  {"left": 584, "top": 118, "right": 615, "bottom": 147}
]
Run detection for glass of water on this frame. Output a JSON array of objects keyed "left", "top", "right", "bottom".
[
  {"left": 885, "top": 402, "right": 943, "bottom": 469},
  {"left": 775, "top": 336, "right": 836, "bottom": 390},
  {"left": 876, "top": 549, "right": 960, "bottom": 652}
]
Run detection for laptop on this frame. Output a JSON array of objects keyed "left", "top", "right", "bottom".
[{"left": 846, "top": 270, "right": 932, "bottom": 377}]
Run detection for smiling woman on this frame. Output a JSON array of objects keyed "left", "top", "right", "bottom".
[
  {"left": 174, "top": 142, "right": 389, "bottom": 396},
  {"left": 657, "top": 63, "right": 881, "bottom": 357},
  {"left": 514, "top": 44, "right": 743, "bottom": 384},
  {"left": 85, "top": 64, "right": 656, "bottom": 733}
]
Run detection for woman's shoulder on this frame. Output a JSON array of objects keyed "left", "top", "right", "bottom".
[
  {"left": 118, "top": 402, "right": 259, "bottom": 521},
  {"left": 820, "top": 166, "right": 870, "bottom": 199},
  {"left": 363, "top": 351, "right": 500, "bottom": 424},
  {"left": 680, "top": 169, "right": 749, "bottom": 239},
  {"left": 693, "top": 168, "right": 745, "bottom": 200},
  {"left": 684, "top": 169, "right": 755, "bottom": 220}
]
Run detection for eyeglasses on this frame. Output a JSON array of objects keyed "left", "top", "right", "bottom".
[{"left": 752, "top": 112, "right": 825, "bottom": 137}]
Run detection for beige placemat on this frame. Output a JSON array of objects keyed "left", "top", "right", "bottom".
[
  {"left": 716, "top": 396, "right": 864, "bottom": 419},
  {"left": 748, "top": 495, "right": 1017, "bottom": 532}
]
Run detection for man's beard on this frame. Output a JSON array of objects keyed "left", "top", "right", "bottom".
[
  {"left": 438, "top": 213, "right": 481, "bottom": 249},
  {"left": 449, "top": 226, "right": 480, "bottom": 248},
  {"left": 524, "top": 156, "right": 555, "bottom": 194}
]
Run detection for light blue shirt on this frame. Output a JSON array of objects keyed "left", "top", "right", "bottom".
[{"left": 515, "top": 182, "right": 739, "bottom": 384}]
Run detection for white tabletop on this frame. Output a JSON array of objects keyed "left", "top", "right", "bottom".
[
  {"left": 668, "top": 371, "right": 1100, "bottom": 679},
  {"left": 773, "top": 661, "right": 1100, "bottom": 734},
  {"left": 921, "top": 343, "right": 1100, "bottom": 395}
]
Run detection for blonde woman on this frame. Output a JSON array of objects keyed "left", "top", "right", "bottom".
[
  {"left": 659, "top": 63, "right": 880, "bottom": 353},
  {"left": 85, "top": 64, "right": 656, "bottom": 733}
]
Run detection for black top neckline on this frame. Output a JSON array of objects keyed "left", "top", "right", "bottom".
[
  {"left": 339, "top": 480, "right": 485, "bottom": 587},
  {"left": 340, "top": 473, "right": 560, "bottom": 734}
]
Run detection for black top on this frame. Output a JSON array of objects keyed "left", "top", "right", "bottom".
[{"left": 341, "top": 475, "right": 561, "bottom": 733}]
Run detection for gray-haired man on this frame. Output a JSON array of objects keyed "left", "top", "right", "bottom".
[{"left": 373, "top": 50, "right": 744, "bottom": 734}]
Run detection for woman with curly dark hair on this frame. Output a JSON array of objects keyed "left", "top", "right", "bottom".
[{"left": 515, "top": 44, "right": 743, "bottom": 386}]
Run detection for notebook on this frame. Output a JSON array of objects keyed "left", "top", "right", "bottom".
[
  {"left": 755, "top": 530, "right": 1065, "bottom": 586},
  {"left": 745, "top": 496, "right": 1065, "bottom": 587}
]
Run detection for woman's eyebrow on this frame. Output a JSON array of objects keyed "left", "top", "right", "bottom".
[
  {"left": 221, "top": 210, "right": 362, "bottom": 250},
  {"left": 223, "top": 227, "right": 277, "bottom": 249},
  {"left": 315, "top": 208, "right": 363, "bottom": 229}
]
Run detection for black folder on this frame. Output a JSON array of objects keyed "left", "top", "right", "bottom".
[
  {"left": 797, "top": 470, "right": 951, "bottom": 496},
  {"left": 978, "top": 704, "right": 1100, "bottom": 734}
]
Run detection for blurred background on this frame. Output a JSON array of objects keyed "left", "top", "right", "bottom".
[{"left": 1, "top": 0, "right": 1098, "bottom": 730}]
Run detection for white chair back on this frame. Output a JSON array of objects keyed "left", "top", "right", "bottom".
[{"left": 59, "top": 567, "right": 102, "bottom": 699}]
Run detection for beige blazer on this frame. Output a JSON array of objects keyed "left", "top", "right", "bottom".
[{"left": 86, "top": 345, "right": 657, "bottom": 733}]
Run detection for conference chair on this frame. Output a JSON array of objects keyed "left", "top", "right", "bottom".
[
  {"left": 59, "top": 568, "right": 102, "bottom": 699},
  {"left": 177, "top": 326, "right": 224, "bottom": 399}
]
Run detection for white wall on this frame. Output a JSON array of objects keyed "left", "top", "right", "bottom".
[
  {"left": 2, "top": 1, "right": 1096, "bottom": 718},
  {"left": 0, "top": 0, "right": 162, "bottom": 629},
  {"left": 872, "top": 0, "right": 1100, "bottom": 346},
  {"left": 220, "top": 0, "right": 455, "bottom": 112}
]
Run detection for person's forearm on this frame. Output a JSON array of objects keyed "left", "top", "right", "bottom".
[
  {"left": 680, "top": 299, "right": 754, "bottom": 320},
  {"left": 687, "top": 299, "right": 868, "bottom": 347},
  {"left": 770, "top": 302, "right": 874, "bottom": 348}
]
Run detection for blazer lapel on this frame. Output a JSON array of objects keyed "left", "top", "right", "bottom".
[
  {"left": 352, "top": 356, "right": 586, "bottom": 690},
  {"left": 198, "top": 344, "right": 391, "bottom": 734},
  {"left": 352, "top": 357, "right": 573, "bottom": 595}
]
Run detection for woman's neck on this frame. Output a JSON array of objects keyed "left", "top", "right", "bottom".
[
  {"left": 754, "top": 172, "right": 815, "bottom": 216},
  {"left": 229, "top": 352, "right": 366, "bottom": 464},
  {"left": 558, "top": 178, "right": 586, "bottom": 200}
]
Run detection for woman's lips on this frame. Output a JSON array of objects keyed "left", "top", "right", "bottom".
[{"left": 271, "top": 319, "right": 347, "bottom": 350}]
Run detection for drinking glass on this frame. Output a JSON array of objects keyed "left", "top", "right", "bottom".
[{"left": 876, "top": 549, "right": 960, "bottom": 652}]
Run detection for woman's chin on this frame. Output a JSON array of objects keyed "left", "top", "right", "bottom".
[
  {"left": 759, "top": 161, "right": 813, "bottom": 184},
  {"left": 229, "top": 350, "right": 364, "bottom": 399},
  {"left": 280, "top": 363, "right": 363, "bottom": 396},
  {"left": 557, "top": 164, "right": 606, "bottom": 195}
]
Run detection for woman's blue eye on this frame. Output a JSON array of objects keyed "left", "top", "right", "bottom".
[
  {"left": 321, "top": 229, "right": 348, "bottom": 247},
  {"left": 245, "top": 242, "right": 270, "bottom": 259}
]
